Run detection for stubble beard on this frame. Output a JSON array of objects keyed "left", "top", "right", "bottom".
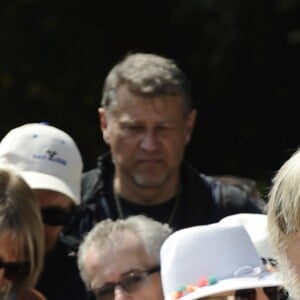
[
  {"left": 131, "top": 172, "right": 169, "bottom": 188},
  {"left": 118, "top": 158, "right": 170, "bottom": 189}
]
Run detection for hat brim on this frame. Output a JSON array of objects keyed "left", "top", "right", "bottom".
[
  {"left": 20, "top": 171, "right": 80, "bottom": 205},
  {"left": 179, "top": 272, "right": 281, "bottom": 300}
]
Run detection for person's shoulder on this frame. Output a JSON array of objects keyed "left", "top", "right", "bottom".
[
  {"left": 181, "top": 162, "right": 215, "bottom": 196},
  {"left": 81, "top": 168, "right": 100, "bottom": 184},
  {"left": 185, "top": 166, "right": 265, "bottom": 213},
  {"left": 81, "top": 166, "right": 103, "bottom": 203},
  {"left": 81, "top": 153, "right": 112, "bottom": 187},
  {"left": 81, "top": 152, "right": 114, "bottom": 202},
  {"left": 209, "top": 174, "right": 266, "bottom": 214}
]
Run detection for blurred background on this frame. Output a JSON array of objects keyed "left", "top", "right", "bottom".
[{"left": 1, "top": 0, "right": 300, "bottom": 196}]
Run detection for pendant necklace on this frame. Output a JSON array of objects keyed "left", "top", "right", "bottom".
[{"left": 114, "top": 187, "right": 181, "bottom": 226}]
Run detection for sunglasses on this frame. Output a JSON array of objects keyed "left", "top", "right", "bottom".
[
  {"left": 89, "top": 265, "right": 160, "bottom": 300},
  {"left": 0, "top": 259, "right": 30, "bottom": 281},
  {"left": 41, "top": 207, "right": 73, "bottom": 226},
  {"left": 202, "top": 286, "right": 289, "bottom": 300}
]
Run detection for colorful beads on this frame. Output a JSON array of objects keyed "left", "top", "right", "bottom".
[
  {"left": 197, "top": 276, "right": 208, "bottom": 287},
  {"left": 171, "top": 290, "right": 183, "bottom": 299},
  {"left": 197, "top": 275, "right": 217, "bottom": 287},
  {"left": 186, "top": 284, "right": 196, "bottom": 292},
  {"left": 171, "top": 276, "right": 218, "bottom": 299},
  {"left": 208, "top": 276, "right": 217, "bottom": 285}
]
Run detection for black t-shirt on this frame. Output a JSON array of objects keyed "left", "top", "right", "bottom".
[{"left": 117, "top": 194, "right": 178, "bottom": 226}]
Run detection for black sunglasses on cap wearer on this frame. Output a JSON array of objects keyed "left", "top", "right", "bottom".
[
  {"left": 88, "top": 265, "right": 160, "bottom": 300},
  {"left": 201, "top": 286, "right": 289, "bottom": 300},
  {"left": 0, "top": 259, "right": 30, "bottom": 281},
  {"left": 41, "top": 207, "right": 73, "bottom": 226}
]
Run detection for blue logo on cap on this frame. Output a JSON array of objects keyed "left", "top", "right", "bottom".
[{"left": 33, "top": 150, "right": 67, "bottom": 166}]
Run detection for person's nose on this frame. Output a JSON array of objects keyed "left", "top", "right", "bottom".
[
  {"left": 114, "top": 285, "right": 131, "bottom": 300},
  {"left": 256, "top": 288, "right": 269, "bottom": 300},
  {"left": 140, "top": 130, "right": 159, "bottom": 151}
]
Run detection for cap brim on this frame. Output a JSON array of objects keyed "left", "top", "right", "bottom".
[
  {"left": 179, "top": 273, "right": 281, "bottom": 300},
  {"left": 20, "top": 171, "right": 80, "bottom": 205}
]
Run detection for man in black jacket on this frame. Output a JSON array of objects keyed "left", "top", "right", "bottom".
[{"left": 79, "top": 52, "right": 263, "bottom": 236}]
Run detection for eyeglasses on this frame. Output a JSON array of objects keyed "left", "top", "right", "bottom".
[
  {"left": 41, "top": 207, "right": 73, "bottom": 226},
  {"left": 89, "top": 265, "right": 160, "bottom": 300},
  {"left": 202, "top": 286, "right": 289, "bottom": 300},
  {"left": 0, "top": 259, "right": 30, "bottom": 281}
]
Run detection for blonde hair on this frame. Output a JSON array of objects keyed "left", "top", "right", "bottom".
[
  {"left": 0, "top": 168, "right": 44, "bottom": 295},
  {"left": 268, "top": 149, "right": 300, "bottom": 252}
]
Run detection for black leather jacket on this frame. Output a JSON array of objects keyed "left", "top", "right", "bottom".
[{"left": 72, "top": 153, "right": 263, "bottom": 238}]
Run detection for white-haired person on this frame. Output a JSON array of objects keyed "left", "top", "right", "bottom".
[
  {"left": 268, "top": 148, "right": 300, "bottom": 299},
  {"left": 77, "top": 215, "right": 172, "bottom": 300},
  {"left": 0, "top": 167, "right": 45, "bottom": 300},
  {"left": 160, "top": 222, "right": 287, "bottom": 300},
  {"left": 0, "top": 123, "right": 86, "bottom": 300}
]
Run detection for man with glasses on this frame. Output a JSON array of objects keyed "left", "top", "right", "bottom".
[
  {"left": 77, "top": 215, "right": 172, "bottom": 300},
  {"left": 0, "top": 123, "right": 87, "bottom": 300}
]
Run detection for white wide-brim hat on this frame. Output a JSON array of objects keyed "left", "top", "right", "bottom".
[
  {"left": 180, "top": 273, "right": 279, "bottom": 300},
  {"left": 160, "top": 223, "right": 281, "bottom": 300},
  {"left": 219, "top": 213, "right": 275, "bottom": 259},
  {"left": 0, "top": 123, "right": 83, "bottom": 205}
]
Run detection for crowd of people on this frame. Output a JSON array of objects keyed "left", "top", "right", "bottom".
[{"left": 0, "top": 52, "right": 297, "bottom": 299}]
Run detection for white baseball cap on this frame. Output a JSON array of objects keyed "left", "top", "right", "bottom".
[
  {"left": 219, "top": 213, "right": 275, "bottom": 259},
  {"left": 0, "top": 123, "right": 83, "bottom": 205},
  {"left": 160, "top": 223, "right": 281, "bottom": 300}
]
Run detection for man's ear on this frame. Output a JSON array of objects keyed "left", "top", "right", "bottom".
[
  {"left": 98, "top": 108, "right": 110, "bottom": 144},
  {"left": 185, "top": 109, "right": 197, "bottom": 145}
]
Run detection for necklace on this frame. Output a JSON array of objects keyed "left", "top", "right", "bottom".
[{"left": 114, "top": 188, "right": 181, "bottom": 226}]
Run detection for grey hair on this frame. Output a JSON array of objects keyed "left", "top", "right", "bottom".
[
  {"left": 101, "top": 52, "right": 192, "bottom": 115},
  {"left": 0, "top": 167, "right": 44, "bottom": 296},
  {"left": 77, "top": 215, "right": 172, "bottom": 289},
  {"left": 267, "top": 149, "right": 300, "bottom": 253}
]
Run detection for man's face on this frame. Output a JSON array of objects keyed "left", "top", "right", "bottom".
[
  {"left": 83, "top": 230, "right": 163, "bottom": 300},
  {"left": 34, "top": 189, "right": 74, "bottom": 253},
  {"left": 100, "top": 85, "right": 196, "bottom": 195}
]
